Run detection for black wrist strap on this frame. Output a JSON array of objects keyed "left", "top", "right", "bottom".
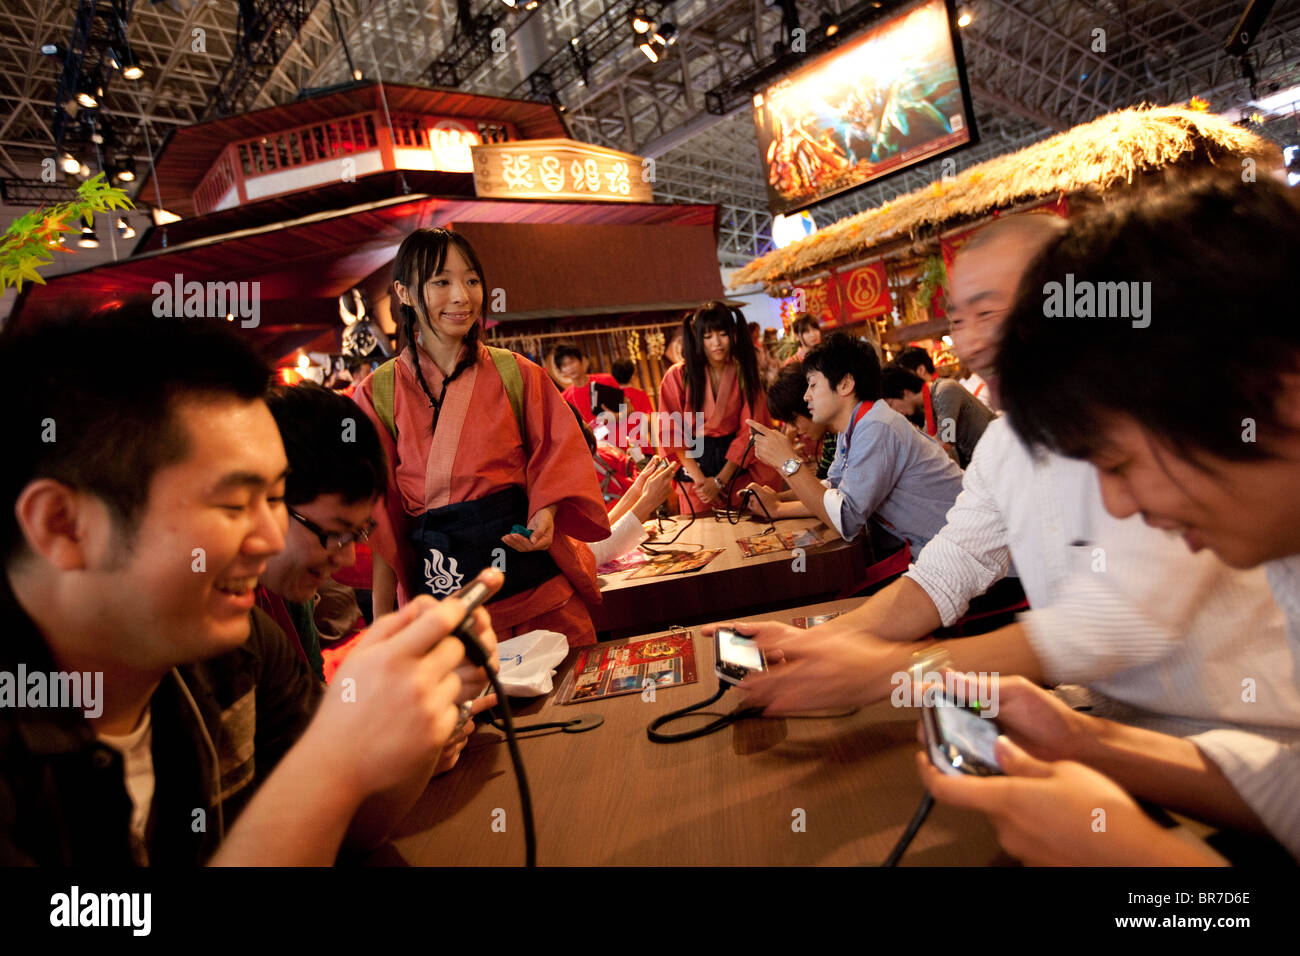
[{"left": 646, "top": 679, "right": 764, "bottom": 743}]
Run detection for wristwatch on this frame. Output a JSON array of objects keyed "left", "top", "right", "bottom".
[{"left": 781, "top": 457, "right": 802, "bottom": 477}]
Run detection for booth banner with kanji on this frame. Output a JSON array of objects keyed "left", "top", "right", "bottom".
[
  {"left": 835, "top": 262, "right": 892, "bottom": 322},
  {"left": 783, "top": 276, "right": 836, "bottom": 329}
]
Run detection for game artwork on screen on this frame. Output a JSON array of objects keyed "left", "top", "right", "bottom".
[{"left": 753, "top": 0, "right": 974, "bottom": 215}]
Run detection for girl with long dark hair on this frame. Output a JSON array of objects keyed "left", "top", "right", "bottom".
[
  {"left": 352, "top": 227, "right": 609, "bottom": 646},
  {"left": 657, "top": 301, "right": 782, "bottom": 514}
]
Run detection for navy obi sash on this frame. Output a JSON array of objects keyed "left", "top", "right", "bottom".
[
  {"left": 407, "top": 485, "right": 560, "bottom": 602},
  {"left": 696, "top": 432, "right": 736, "bottom": 479}
]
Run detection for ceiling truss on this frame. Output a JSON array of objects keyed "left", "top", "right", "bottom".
[{"left": 4, "top": 0, "right": 1300, "bottom": 267}]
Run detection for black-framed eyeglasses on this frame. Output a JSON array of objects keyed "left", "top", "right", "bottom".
[{"left": 289, "top": 509, "right": 376, "bottom": 551}]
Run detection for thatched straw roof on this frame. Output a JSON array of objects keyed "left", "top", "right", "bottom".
[{"left": 730, "top": 104, "right": 1278, "bottom": 291}]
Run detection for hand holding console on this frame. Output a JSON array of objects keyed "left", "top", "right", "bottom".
[{"left": 714, "top": 626, "right": 768, "bottom": 686}]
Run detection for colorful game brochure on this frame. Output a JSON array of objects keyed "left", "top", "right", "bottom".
[
  {"left": 736, "top": 529, "right": 821, "bottom": 558},
  {"left": 626, "top": 548, "right": 723, "bottom": 579},
  {"left": 791, "top": 611, "right": 845, "bottom": 629},
  {"left": 558, "top": 630, "right": 698, "bottom": 704},
  {"left": 596, "top": 550, "right": 649, "bottom": 575}
]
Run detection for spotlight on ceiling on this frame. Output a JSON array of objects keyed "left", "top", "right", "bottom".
[
  {"left": 957, "top": 4, "right": 973, "bottom": 27},
  {"left": 122, "top": 51, "right": 144, "bottom": 80},
  {"left": 75, "top": 78, "right": 102, "bottom": 109},
  {"left": 631, "top": 6, "right": 652, "bottom": 34},
  {"left": 637, "top": 37, "right": 660, "bottom": 62},
  {"left": 111, "top": 45, "right": 144, "bottom": 80},
  {"left": 78, "top": 224, "right": 99, "bottom": 248},
  {"left": 654, "top": 22, "right": 677, "bottom": 45},
  {"left": 819, "top": 13, "right": 838, "bottom": 37},
  {"left": 61, "top": 152, "right": 80, "bottom": 174}
]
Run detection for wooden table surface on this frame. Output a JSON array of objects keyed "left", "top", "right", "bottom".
[
  {"left": 591, "top": 515, "right": 868, "bottom": 638},
  {"left": 376, "top": 597, "right": 1006, "bottom": 867}
]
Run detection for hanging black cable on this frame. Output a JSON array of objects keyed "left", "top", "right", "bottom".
[
  {"left": 328, "top": 0, "right": 358, "bottom": 81},
  {"left": 640, "top": 469, "right": 700, "bottom": 554},
  {"left": 647, "top": 678, "right": 764, "bottom": 743},
  {"left": 714, "top": 433, "right": 776, "bottom": 534},
  {"left": 452, "top": 582, "right": 537, "bottom": 867},
  {"left": 880, "top": 793, "right": 935, "bottom": 867}
]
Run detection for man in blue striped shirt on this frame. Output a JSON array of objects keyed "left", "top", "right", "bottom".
[{"left": 745, "top": 333, "right": 964, "bottom": 554}]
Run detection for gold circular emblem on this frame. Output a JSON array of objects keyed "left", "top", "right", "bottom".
[{"left": 846, "top": 268, "right": 882, "bottom": 310}]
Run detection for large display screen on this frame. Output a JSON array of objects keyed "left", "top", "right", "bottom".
[{"left": 753, "top": 0, "right": 977, "bottom": 216}]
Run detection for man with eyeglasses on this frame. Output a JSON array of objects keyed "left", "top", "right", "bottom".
[
  {"left": 1, "top": 312, "right": 493, "bottom": 864},
  {"left": 259, "top": 383, "right": 386, "bottom": 684}
]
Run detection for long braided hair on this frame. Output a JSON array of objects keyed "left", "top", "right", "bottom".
[
  {"left": 680, "top": 301, "right": 761, "bottom": 414},
  {"left": 391, "top": 227, "right": 487, "bottom": 433}
]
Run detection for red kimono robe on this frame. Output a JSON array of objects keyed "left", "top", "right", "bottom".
[
  {"left": 353, "top": 343, "right": 610, "bottom": 646},
  {"left": 561, "top": 372, "right": 620, "bottom": 423},
  {"left": 656, "top": 361, "right": 782, "bottom": 514}
]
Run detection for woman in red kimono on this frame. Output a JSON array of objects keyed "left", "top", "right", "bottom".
[
  {"left": 353, "top": 228, "right": 610, "bottom": 646},
  {"left": 657, "top": 302, "right": 782, "bottom": 515}
]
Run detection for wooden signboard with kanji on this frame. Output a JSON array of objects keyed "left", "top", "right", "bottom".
[{"left": 470, "top": 138, "right": 654, "bottom": 203}]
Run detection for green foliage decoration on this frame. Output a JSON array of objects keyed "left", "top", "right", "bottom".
[{"left": 0, "top": 174, "right": 134, "bottom": 293}]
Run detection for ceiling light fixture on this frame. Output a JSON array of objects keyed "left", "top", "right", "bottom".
[
  {"left": 121, "top": 49, "right": 144, "bottom": 80},
  {"left": 75, "top": 78, "right": 102, "bottom": 109}
]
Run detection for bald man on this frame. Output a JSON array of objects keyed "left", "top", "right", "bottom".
[
  {"left": 946, "top": 214, "right": 1068, "bottom": 400},
  {"left": 708, "top": 216, "right": 1297, "bottom": 759}
]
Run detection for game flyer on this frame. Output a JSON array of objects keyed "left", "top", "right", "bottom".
[
  {"left": 736, "top": 529, "right": 821, "bottom": 558},
  {"left": 595, "top": 550, "right": 649, "bottom": 575},
  {"left": 626, "top": 548, "right": 723, "bottom": 579},
  {"left": 558, "top": 630, "right": 698, "bottom": 704}
]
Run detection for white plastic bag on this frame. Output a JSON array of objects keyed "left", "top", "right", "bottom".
[{"left": 495, "top": 630, "right": 569, "bottom": 697}]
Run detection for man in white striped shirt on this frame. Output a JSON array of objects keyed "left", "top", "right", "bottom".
[
  {"left": 721, "top": 201, "right": 1298, "bottom": 860},
  {"left": 921, "top": 170, "right": 1300, "bottom": 864}
]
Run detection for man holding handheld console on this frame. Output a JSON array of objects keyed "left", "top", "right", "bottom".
[
  {"left": 0, "top": 310, "right": 500, "bottom": 865},
  {"left": 743, "top": 332, "right": 964, "bottom": 554},
  {"left": 919, "top": 170, "right": 1300, "bottom": 865},
  {"left": 705, "top": 193, "right": 1300, "bottom": 861}
]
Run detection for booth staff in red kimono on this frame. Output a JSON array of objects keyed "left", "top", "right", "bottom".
[
  {"left": 353, "top": 228, "right": 609, "bottom": 647},
  {"left": 657, "top": 302, "right": 782, "bottom": 514}
]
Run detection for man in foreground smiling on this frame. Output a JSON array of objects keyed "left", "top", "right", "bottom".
[{"left": 0, "top": 310, "right": 492, "bottom": 864}]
